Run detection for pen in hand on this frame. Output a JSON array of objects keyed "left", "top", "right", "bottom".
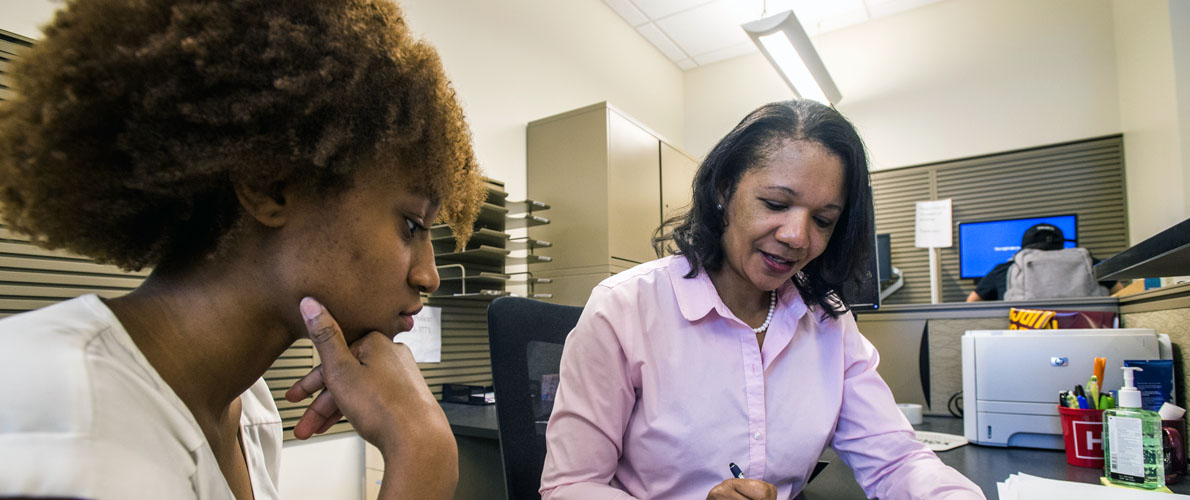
[{"left": 730, "top": 462, "right": 745, "bottom": 479}]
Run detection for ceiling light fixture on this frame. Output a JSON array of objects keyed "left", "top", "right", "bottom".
[{"left": 742, "top": 10, "right": 842, "bottom": 105}]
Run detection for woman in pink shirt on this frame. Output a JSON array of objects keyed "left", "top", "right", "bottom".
[{"left": 540, "top": 100, "right": 985, "bottom": 500}]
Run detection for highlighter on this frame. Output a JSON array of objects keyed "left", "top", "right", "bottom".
[{"left": 1087, "top": 375, "right": 1100, "bottom": 410}]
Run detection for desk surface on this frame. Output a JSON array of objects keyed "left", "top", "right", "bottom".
[
  {"left": 440, "top": 403, "right": 1189, "bottom": 498},
  {"left": 441, "top": 401, "right": 499, "bottom": 440},
  {"left": 800, "top": 416, "right": 1190, "bottom": 499}
]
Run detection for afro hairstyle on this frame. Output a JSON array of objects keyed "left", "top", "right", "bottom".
[{"left": 0, "top": 0, "right": 486, "bottom": 271}]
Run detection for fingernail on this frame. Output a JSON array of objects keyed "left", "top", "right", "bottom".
[{"left": 300, "top": 297, "right": 322, "bottom": 321}]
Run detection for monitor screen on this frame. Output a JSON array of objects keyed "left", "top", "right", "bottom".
[{"left": 958, "top": 214, "right": 1077, "bottom": 279}]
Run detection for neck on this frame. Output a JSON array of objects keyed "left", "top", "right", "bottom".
[
  {"left": 707, "top": 268, "right": 773, "bottom": 327},
  {"left": 105, "top": 256, "right": 297, "bottom": 425}
]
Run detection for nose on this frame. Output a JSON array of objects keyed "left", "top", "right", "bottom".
[
  {"left": 775, "top": 211, "right": 811, "bottom": 249},
  {"left": 409, "top": 236, "right": 440, "bottom": 295}
]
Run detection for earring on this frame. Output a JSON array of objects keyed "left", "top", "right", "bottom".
[{"left": 716, "top": 203, "right": 723, "bottom": 211}]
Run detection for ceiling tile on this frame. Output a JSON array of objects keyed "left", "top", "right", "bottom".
[
  {"left": 865, "top": 0, "right": 945, "bottom": 19},
  {"left": 814, "top": 8, "right": 871, "bottom": 34},
  {"left": 636, "top": 23, "right": 689, "bottom": 62},
  {"left": 633, "top": 0, "right": 713, "bottom": 20},
  {"left": 789, "top": 0, "right": 867, "bottom": 34},
  {"left": 690, "top": 41, "right": 757, "bottom": 66},
  {"left": 655, "top": 1, "right": 753, "bottom": 58},
  {"left": 607, "top": 0, "right": 950, "bottom": 71},
  {"left": 601, "top": 0, "right": 650, "bottom": 27}
]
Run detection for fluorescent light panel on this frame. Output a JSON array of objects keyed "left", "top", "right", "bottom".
[
  {"left": 742, "top": 10, "right": 842, "bottom": 105},
  {"left": 757, "top": 32, "right": 830, "bottom": 104}
]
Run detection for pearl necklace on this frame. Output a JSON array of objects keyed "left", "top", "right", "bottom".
[{"left": 752, "top": 290, "right": 777, "bottom": 333}]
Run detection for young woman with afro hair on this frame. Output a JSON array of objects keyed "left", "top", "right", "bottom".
[{"left": 0, "top": 0, "right": 486, "bottom": 498}]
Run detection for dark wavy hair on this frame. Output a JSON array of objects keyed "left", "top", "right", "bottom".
[
  {"left": 654, "top": 100, "right": 873, "bottom": 318},
  {"left": 0, "top": 0, "right": 486, "bottom": 271}
]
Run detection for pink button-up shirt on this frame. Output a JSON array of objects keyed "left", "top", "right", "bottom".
[{"left": 540, "top": 256, "right": 984, "bottom": 499}]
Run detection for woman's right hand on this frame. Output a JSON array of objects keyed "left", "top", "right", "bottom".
[
  {"left": 286, "top": 297, "right": 458, "bottom": 499},
  {"left": 706, "top": 478, "right": 778, "bottom": 500}
]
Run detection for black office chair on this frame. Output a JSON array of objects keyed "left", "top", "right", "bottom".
[{"left": 487, "top": 296, "right": 583, "bottom": 500}]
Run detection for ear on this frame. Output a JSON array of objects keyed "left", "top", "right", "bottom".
[
  {"left": 714, "top": 191, "right": 729, "bottom": 227},
  {"left": 232, "top": 179, "right": 289, "bottom": 228}
]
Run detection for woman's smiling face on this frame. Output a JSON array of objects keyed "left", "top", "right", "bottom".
[{"left": 715, "top": 139, "right": 847, "bottom": 296}]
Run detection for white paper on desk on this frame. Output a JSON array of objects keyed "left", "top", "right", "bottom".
[
  {"left": 393, "top": 306, "right": 440, "bottom": 363},
  {"left": 997, "top": 473, "right": 1190, "bottom": 499}
]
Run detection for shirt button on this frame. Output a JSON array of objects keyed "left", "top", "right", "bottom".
[{"left": 754, "top": 432, "right": 761, "bottom": 439}]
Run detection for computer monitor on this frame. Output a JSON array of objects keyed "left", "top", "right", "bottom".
[
  {"left": 958, "top": 214, "right": 1077, "bottom": 279},
  {"left": 843, "top": 231, "right": 880, "bottom": 310},
  {"left": 876, "top": 233, "right": 892, "bottom": 283}
]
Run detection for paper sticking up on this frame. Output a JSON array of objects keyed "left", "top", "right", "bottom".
[
  {"left": 914, "top": 199, "right": 953, "bottom": 248},
  {"left": 997, "top": 473, "right": 1189, "bottom": 499},
  {"left": 393, "top": 305, "right": 441, "bottom": 363},
  {"left": 1160, "top": 402, "right": 1187, "bottom": 421}
]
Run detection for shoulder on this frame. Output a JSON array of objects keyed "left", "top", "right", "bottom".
[
  {"left": 819, "top": 312, "right": 881, "bottom": 368},
  {"left": 0, "top": 296, "right": 111, "bottom": 433},
  {"left": 595, "top": 257, "right": 675, "bottom": 291},
  {"left": 0, "top": 297, "right": 204, "bottom": 497},
  {"left": 573, "top": 257, "right": 687, "bottom": 343},
  {"left": 977, "top": 261, "right": 1012, "bottom": 287},
  {"left": 813, "top": 308, "right": 860, "bottom": 342},
  {"left": 586, "top": 257, "right": 679, "bottom": 307}
]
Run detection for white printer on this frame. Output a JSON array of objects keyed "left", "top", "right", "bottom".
[{"left": 961, "top": 328, "right": 1172, "bottom": 449}]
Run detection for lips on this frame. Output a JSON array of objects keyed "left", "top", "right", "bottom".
[
  {"left": 396, "top": 307, "right": 421, "bottom": 333},
  {"left": 761, "top": 250, "right": 795, "bottom": 274}
]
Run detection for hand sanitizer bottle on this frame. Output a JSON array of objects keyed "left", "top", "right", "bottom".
[{"left": 1103, "top": 366, "right": 1165, "bottom": 488}]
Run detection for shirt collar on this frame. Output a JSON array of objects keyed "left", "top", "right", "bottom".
[{"left": 667, "top": 255, "right": 808, "bottom": 325}]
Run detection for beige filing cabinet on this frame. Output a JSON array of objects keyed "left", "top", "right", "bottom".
[{"left": 527, "top": 102, "right": 697, "bottom": 306}]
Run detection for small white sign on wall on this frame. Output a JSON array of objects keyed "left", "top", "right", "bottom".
[
  {"left": 394, "top": 306, "right": 441, "bottom": 363},
  {"left": 914, "top": 199, "right": 953, "bottom": 248}
]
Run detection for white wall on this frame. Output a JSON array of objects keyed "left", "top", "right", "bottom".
[
  {"left": 279, "top": 433, "right": 365, "bottom": 500},
  {"left": 684, "top": 0, "right": 1122, "bottom": 173},
  {"left": 1112, "top": 0, "right": 1188, "bottom": 243},
  {"left": 1, "top": 0, "right": 54, "bottom": 39},
  {"left": 401, "top": 0, "right": 685, "bottom": 200},
  {"left": 1177, "top": 0, "right": 1190, "bottom": 225}
]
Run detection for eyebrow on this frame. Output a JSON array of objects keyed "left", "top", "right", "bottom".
[{"left": 764, "top": 185, "right": 845, "bottom": 212}]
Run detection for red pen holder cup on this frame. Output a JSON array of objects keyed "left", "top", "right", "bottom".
[{"left": 1058, "top": 406, "right": 1105, "bottom": 468}]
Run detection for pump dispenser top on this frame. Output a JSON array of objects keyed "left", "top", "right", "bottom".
[{"left": 1119, "top": 366, "right": 1143, "bottom": 409}]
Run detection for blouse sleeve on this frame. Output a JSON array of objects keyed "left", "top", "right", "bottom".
[
  {"left": 829, "top": 314, "right": 987, "bottom": 500},
  {"left": 539, "top": 285, "right": 641, "bottom": 500}
]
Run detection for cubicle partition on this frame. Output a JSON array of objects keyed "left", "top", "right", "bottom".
[
  {"left": 856, "top": 284, "right": 1190, "bottom": 416},
  {"left": 855, "top": 297, "right": 1118, "bottom": 415},
  {"left": 1117, "top": 285, "right": 1190, "bottom": 411}
]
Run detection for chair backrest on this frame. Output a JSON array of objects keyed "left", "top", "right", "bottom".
[
  {"left": 1004, "top": 247, "right": 1108, "bottom": 300},
  {"left": 487, "top": 296, "right": 584, "bottom": 500}
]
